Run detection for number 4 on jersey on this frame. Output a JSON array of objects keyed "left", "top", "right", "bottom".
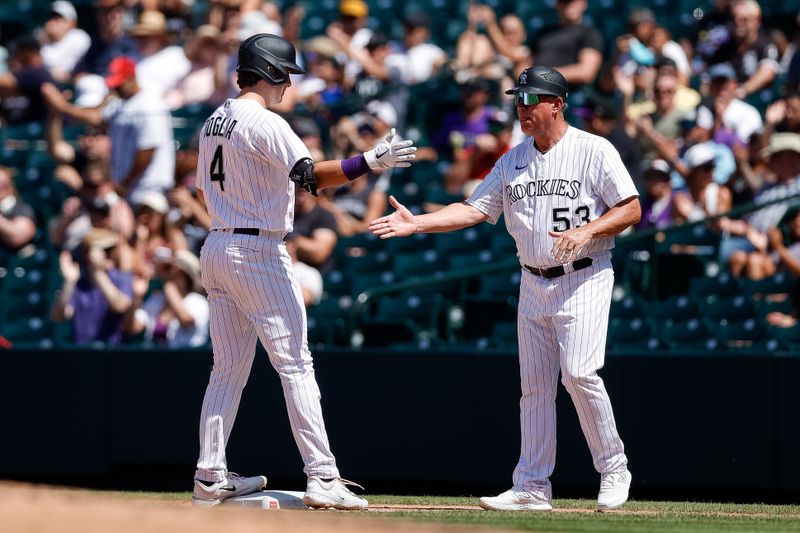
[{"left": 210, "top": 145, "right": 225, "bottom": 191}]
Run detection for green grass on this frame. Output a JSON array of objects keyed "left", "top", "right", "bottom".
[
  {"left": 106, "top": 491, "right": 800, "bottom": 532},
  {"left": 368, "top": 496, "right": 800, "bottom": 532}
]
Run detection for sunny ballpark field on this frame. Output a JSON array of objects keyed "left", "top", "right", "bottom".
[{"left": 2, "top": 483, "right": 800, "bottom": 533}]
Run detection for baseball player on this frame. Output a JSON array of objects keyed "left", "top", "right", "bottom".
[
  {"left": 370, "top": 66, "right": 640, "bottom": 511},
  {"left": 192, "top": 33, "right": 416, "bottom": 508}
]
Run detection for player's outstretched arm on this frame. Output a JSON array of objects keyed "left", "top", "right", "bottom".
[
  {"left": 370, "top": 195, "right": 488, "bottom": 239},
  {"left": 292, "top": 129, "right": 417, "bottom": 195}
]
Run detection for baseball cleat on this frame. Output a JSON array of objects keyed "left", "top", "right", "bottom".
[
  {"left": 191, "top": 472, "right": 268, "bottom": 507},
  {"left": 478, "top": 488, "right": 553, "bottom": 511},
  {"left": 597, "top": 468, "right": 632, "bottom": 510},
  {"left": 303, "top": 477, "right": 368, "bottom": 510}
]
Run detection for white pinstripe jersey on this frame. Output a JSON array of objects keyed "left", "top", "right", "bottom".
[
  {"left": 467, "top": 126, "right": 638, "bottom": 268},
  {"left": 196, "top": 98, "right": 311, "bottom": 232}
]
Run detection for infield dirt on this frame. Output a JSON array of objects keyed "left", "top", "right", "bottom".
[{"left": 0, "top": 482, "right": 514, "bottom": 533}]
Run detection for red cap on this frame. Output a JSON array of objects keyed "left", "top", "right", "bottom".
[{"left": 105, "top": 57, "right": 136, "bottom": 89}]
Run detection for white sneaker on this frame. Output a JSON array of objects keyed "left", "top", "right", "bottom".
[
  {"left": 478, "top": 488, "right": 552, "bottom": 511},
  {"left": 597, "top": 469, "right": 632, "bottom": 510},
  {"left": 192, "top": 472, "right": 268, "bottom": 507},
  {"left": 303, "top": 477, "right": 368, "bottom": 510}
]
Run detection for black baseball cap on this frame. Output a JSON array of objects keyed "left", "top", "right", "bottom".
[{"left": 505, "top": 66, "right": 568, "bottom": 99}]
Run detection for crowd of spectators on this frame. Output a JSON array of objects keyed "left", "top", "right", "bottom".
[{"left": 1, "top": 0, "right": 800, "bottom": 347}]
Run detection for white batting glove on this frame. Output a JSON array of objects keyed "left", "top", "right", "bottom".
[{"left": 363, "top": 128, "right": 417, "bottom": 170}]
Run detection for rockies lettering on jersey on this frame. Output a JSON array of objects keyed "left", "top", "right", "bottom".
[
  {"left": 467, "top": 126, "right": 639, "bottom": 268},
  {"left": 506, "top": 179, "right": 582, "bottom": 202}
]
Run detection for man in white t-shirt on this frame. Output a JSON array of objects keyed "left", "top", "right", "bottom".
[
  {"left": 41, "top": 57, "right": 175, "bottom": 206},
  {"left": 129, "top": 10, "right": 191, "bottom": 96},
  {"left": 40, "top": 1, "right": 91, "bottom": 81},
  {"left": 396, "top": 11, "right": 447, "bottom": 85},
  {"left": 696, "top": 63, "right": 763, "bottom": 145}
]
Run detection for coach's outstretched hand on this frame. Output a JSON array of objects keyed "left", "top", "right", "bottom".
[
  {"left": 364, "top": 128, "right": 417, "bottom": 170},
  {"left": 369, "top": 195, "right": 416, "bottom": 238}
]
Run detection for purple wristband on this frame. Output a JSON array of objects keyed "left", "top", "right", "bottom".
[{"left": 341, "top": 154, "right": 371, "bottom": 181}]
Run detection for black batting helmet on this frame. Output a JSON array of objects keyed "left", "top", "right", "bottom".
[
  {"left": 237, "top": 33, "right": 305, "bottom": 85},
  {"left": 505, "top": 66, "right": 568, "bottom": 99}
]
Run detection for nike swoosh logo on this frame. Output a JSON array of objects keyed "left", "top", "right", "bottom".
[
  {"left": 515, "top": 164, "right": 527, "bottom": 170},
  {"left": 221, "top": 484, "right": 237, "bottom": 492},
  {"left": 376, "top": 146, "right": 389, "bottom": 159}
]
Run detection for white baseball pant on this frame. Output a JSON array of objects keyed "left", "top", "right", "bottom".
[
  {"left": 513, "top": 252, "right": 627, "bottom": 497},
  {"left": 194, "top": 230, "right": 339, "bottom": 482}
]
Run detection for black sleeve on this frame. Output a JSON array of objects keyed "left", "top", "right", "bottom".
[{"left": 581, "top": 25, "right": 603, "bottom": 53}]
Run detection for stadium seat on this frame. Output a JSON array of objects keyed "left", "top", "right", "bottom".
[
  {"left": 710, "top": 318, "right": 766, "bottom": 350},
  {"left": 349, "top": 270, "right": 396, "bottom": 296},
  {"left": 739, "top": 272, "right": 796, "bottom": 299},
  {"left": 343, "top": 250, "right": 392, "bottom": 274},
  {"left": 609, "top": 294, "right": 644, "bottom": 319},
  {"left": 607, "top": 317, "right": 652, "bottom": 348},
  {"left": 393, "top": 249, "right": 443, "bottom": 278},
  {"left": 323, "top": 270, "right": 350, "bottom": 297},
  {"left": 769, "top": 325, "right": 800, "bottom": 351},
  {"left": 476, "top": 271, "right": 521, "bottom": 300},
  {"left": 697, "top": 294, "right": 753, "bottom": 321},
  {"left": 448, "top": 249, "right": 493, "bottom": 271},
  {"left": 650, "top": 295, "right": 699, "bottom": 321},
  {"left": 658, "top": 318, "right": 718, "bottom": 351},
  {"left": 359, "top": 294, "right": 444, "bottom": 347},
  {"left": 433, "top": 227, "right": 490, "bottom": 255},
  {"left": 689, "top": 272, "right": 740, "bottom": 297}
]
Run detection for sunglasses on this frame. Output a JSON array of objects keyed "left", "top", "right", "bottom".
[{"left": 515, "top": 92, "right": 541, "bottom": 106}]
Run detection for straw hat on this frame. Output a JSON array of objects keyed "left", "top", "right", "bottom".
[
  {"left": 172, "top": 249, "right": 202, "bottom": 291},
  {"left": 129, "top": 10, "right": 168, "bottom": 38}
]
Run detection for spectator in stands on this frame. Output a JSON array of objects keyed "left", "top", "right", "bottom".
[
  {"left": 129, "top": 10, "right": 191, "bottom": 96},
  {"left": 50, "top": 160, "right": 134, "bottom": 252},
  {"left": 580, "top": 96, "right": 642, "bottom": 187},
  {"left": 52, "top": 228, "right": 134, "bottom": 346},
  {"left": 76, "top": 0, "right": 137, "bottom": 76},
  {"left": 321, "top": 105, "right": 392, "bottom": 235},
  {"left": 291, "top": 186, "right": 338, "bottom": 274},
  {"left": 686, "top": 0, "right": 733, "bottom": 67},
  {"left": 166, "top": 180, "right": 211, "bottom": 256},
  {"left": 720, "top": 133, "right": 800, "bottom": 275},
  {"left": 444, "top": 110, "right": 513, "bottom": 196},
  {"left": 301, "top": 44, "right": 347, "bottom": 112},
  {"left": 41, "top": 57, "right": 175, "bottom": 206},
  {"left": 764, "top": 93, "right": 800, "bottom": 140},
  {"left": 650, "top": 25, "right": 691, "bottom": 86},
  {"left": 454, "top": 4, "right": 502, "bottom": 81},
  {"left": 0, "top": 36, "right": 56, "bottom": 124},
  {"left": 472, "top": 8, "right": 530, "bottom": 80},
  {"left": 695, "top": 62, "right": 763, "bottom": 148},
  {"left": 637, "top": 159, "right": 675, "bottom": 229},
  {"left": 40, "top": 1, "right": 91, "bottom": 82},
  {"left": 398, "top": 11, "right": 447, "bottom": 85},
  {"left": 0, "top": 166, "right": 36, "bottom": 252},
  {"left": 673, "top": 143, "right": 733, "bottom": 223},
  {"left": 164, "top": 25, "right": 229, "bottom": 109},
  {"left": 326, "top": 0, "right": 373, "bottom": 83},
  {"left": 528, "top": 0, "right": 602, "bottom": 91},
  {"left": 126, "top": 249, "right": 209, "bottom": 347},
  {"left": 634, "top": 71, "right": 693, "bottom": 162},
  {"left": 616, "top": 8, "right": 658, "bottom": 77},
  {"left": 735, "top": 207, "right": 800, "bottom": 281},
  {"left": 430, "top": 77, "right": 494, "bottom": 159},
  {"left": 348, "top": 33, "right": 408, "bottom": 128},
  {"left": 710, "top": 0, "right": 779, "bottom": 98},
  {"left": 132, "top": 191, "right": 176, "bottom": 275},
  {"left": 286, "top": 236, "right": 324, "bottom": 307}
]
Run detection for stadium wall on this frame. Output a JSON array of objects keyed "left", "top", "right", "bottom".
[{"left": 1, "top": 348, "right": 798, "bottom": 499}]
